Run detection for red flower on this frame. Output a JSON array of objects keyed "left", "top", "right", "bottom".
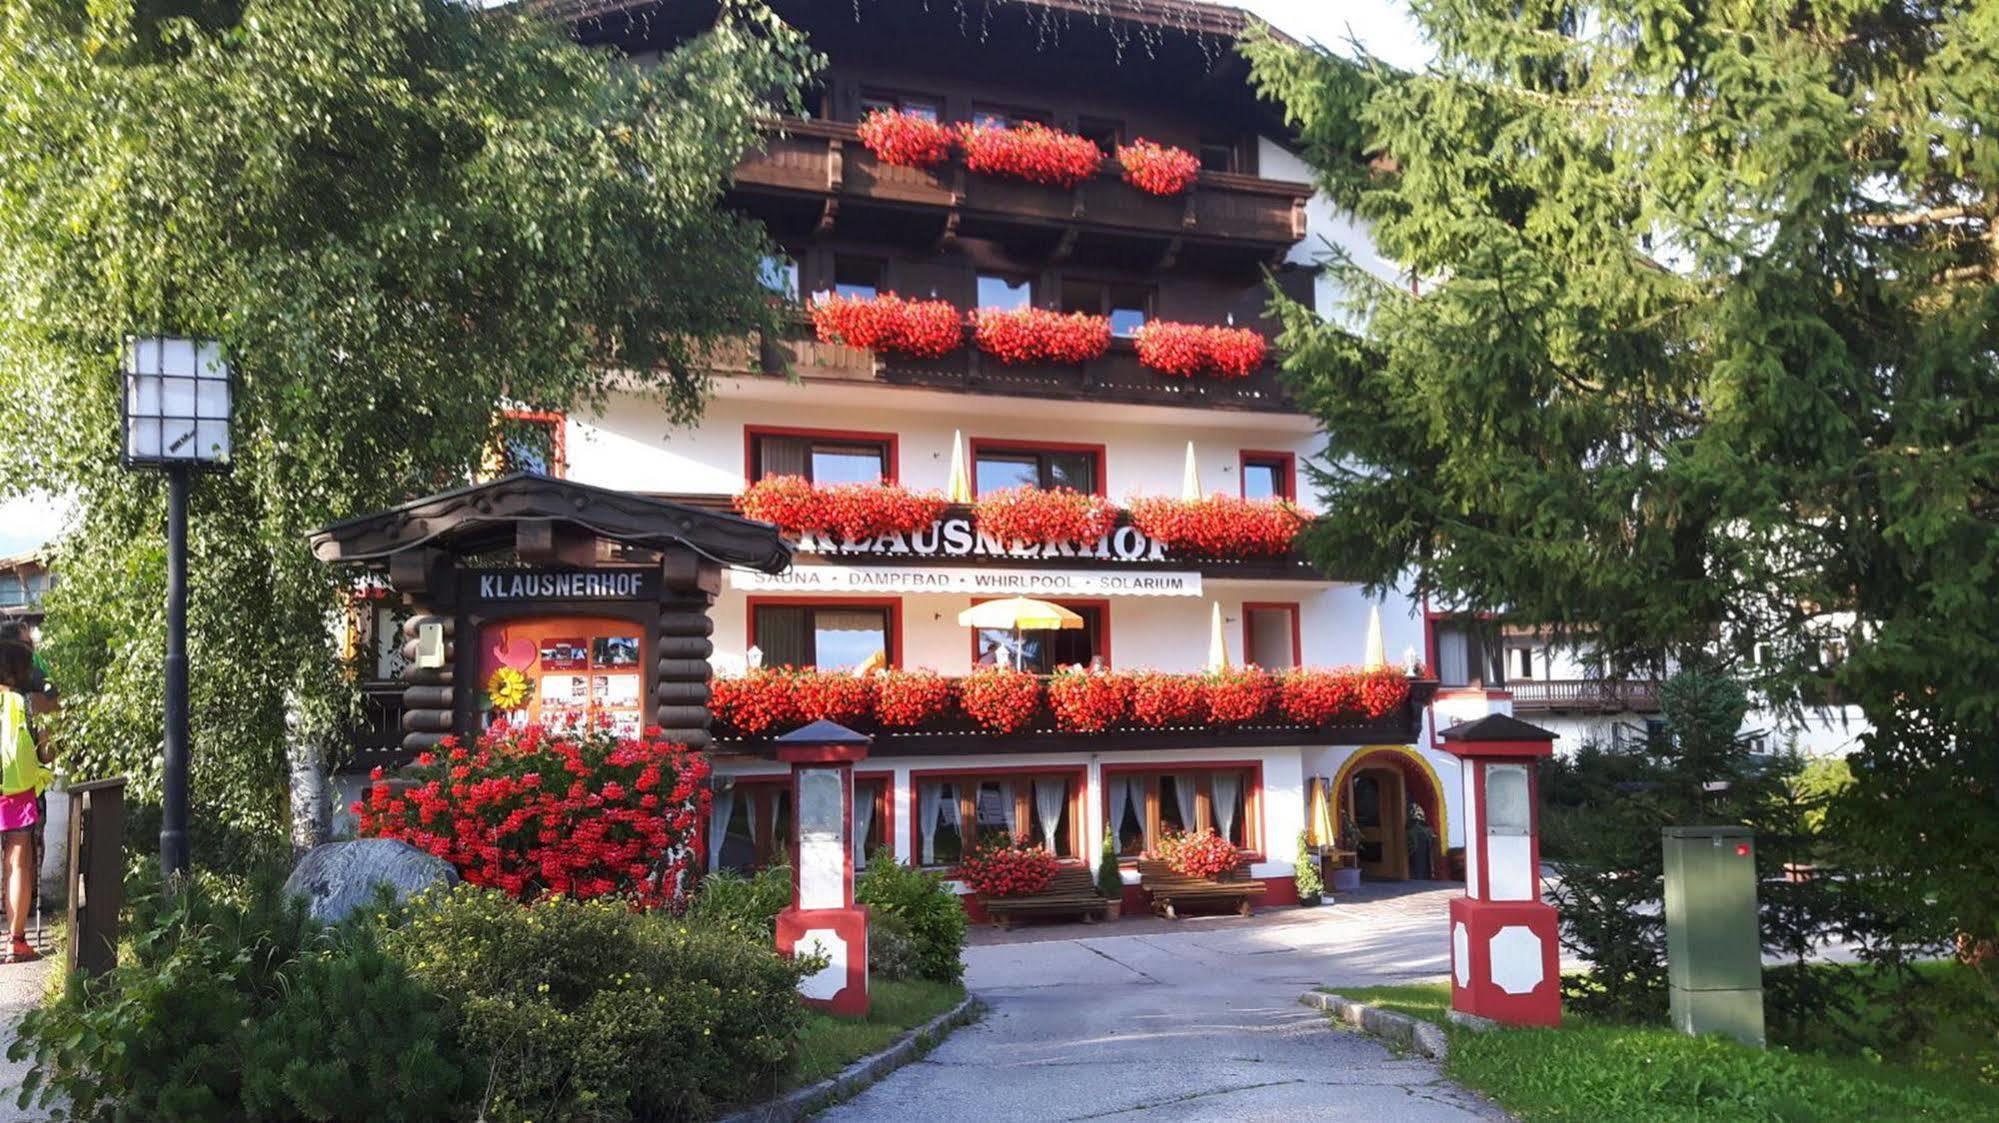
[
  {"left": 1152, "top": 829, "right": 1241, "bottom": 880},
  {"left": 1204, "top": 666, "right": 1277, "bottom": 725},
  {"left": 1127, "top": 671, "right": 1208, "bottom": 728},
  {"left": 707, "top": 669, "right": 798, "bottom": 736},
  {"left": 810, "top": 292, "right": 964, "bottom": 358},
  {"left": 791, "top": 669, "right": 878, "bottom": 725},
  {"left": 956, "top": 838, "right": 1058, "bottom": 897},
  {"left": 958, "top": 667, "right": 1043, "bottom": 734},
  {"left": 1355, "top": 666, "right": 1413, "bottom": 719},
  {"left": 740, "top": 475, "right": 947, "bottom": 540},
  {"left": 970, "top": 306, "right": 1111, "bottom": 366},
  {"left": 1134, "top": 321, "right": 1270, "bottom": 379},
  {"left": 1126, "top": 494, "right": 1301, "bottom": 558},
  {"left": 1116, "top": 139, "right": 1201, "bottom": 196},
  {"left": 957, "top": 121, "right": 1101, "bottom": 188},
  {"left": 856, "top": 109, "right": 955, "bottom": 168},
  {"left": 1277, "top": 667, "right": 1362, "bottom": 725},
  {"left": 876, "top": 669, "right": 956, "bottom": 728},
  {"left": 973, "top": 486, "right": 1119, "bottom": 547},
  {"left": 1047, "top": 669, "right": 1132, "bottom": 733}
]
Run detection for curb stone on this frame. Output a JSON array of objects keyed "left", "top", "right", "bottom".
[
  {"left": 1297, "top": 990, "right": 1491, "bottom": 1061},
  {"left": 717, "top": 993, "right": 984, "bottom": 1123}
]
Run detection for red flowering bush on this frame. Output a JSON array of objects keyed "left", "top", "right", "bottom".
[
  {"left": 957, "top": 121, "right": 1101, "bottom": 188},
  {"left": 1134, "top": 321, "right": 1270, "bottom": 378},
  {"left": 810, "top": 292, "right": 964, "bottom": 357},
  {"left": 1126, "top": 494, "right": 1301, "bottom": 557},
  {"left": 956, "top": 838, "right": 1058, "bottom": 898},
  {"left": 1204, "top": 666, "right": 1278, "bottom": 725},
  {"left": 707, "top": 669, "right": 798, "bottom": 736},
  {"left": 354, "top": 723, "right": 707, "bottom": 909},
  {"left": 791, "top": 669, "right": 877, "bottom": 725},
  {"left": 974, "top": 486, "right": 1119, "bottom": 547},
  {"left": 1047, "top": 670, "right": 1132, "bottom": 733},
  {"left": 1152, "top": 829, "right": 1242, "bottom": 880},
  {"left": 856, "top": 108, "right": 955, "bottom": 168},
  {"left": 1278, "top": 668, "right": 1363, "bottom": 725},
  {"left": 971, "top": 306, "right": 1112, "bottom": 365},
  {"left": 1117, "top": 138, "right": 1201, "bottom": 196},
  {"left": 740, "top": 476, "right": 947, "bottom": 540},
  {"left": 1127, "top": 670, "right": 1208, "bottom": 728},
  {"left": 876, "top": 668, "right": 956, "bottom": 728},
  {"left": 958, "top": 667, "right": 1043, "bottom": 734},
  {"left": 1355, "top": 666, "right": 1413, "bottom": 718}
]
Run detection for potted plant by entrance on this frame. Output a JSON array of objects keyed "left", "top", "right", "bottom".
[
  {"left": 1330, "top": 808, "right": 1363, "bottom": 892},
  {"left": 1096, "top": 828, "right": 1124, "bottom": 919},
  {"left": 1406, "top": 804, "right": 1438, "bottom": 881},
  {"left": 1294, "top": 830, "right": 1324, "bottom": 907}
]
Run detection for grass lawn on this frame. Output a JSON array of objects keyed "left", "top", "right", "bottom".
[
  {"left": 1319, "top": 981, "right": 1999, "bottom": 1121},
  {"left": 784, "top": 978, "right": 966, "bottom": 1089}
]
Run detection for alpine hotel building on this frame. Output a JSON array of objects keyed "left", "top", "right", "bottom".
[{"left": 351, "top": 0, "right": 1528, "bottom": 910}]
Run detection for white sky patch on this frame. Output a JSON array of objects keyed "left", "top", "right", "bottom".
[
  {"left": 1229, "top": 0, "right": 1434, "bottom": 69},
  {"left": 0, "top": 493, "right": 71, "bottom": 557}
]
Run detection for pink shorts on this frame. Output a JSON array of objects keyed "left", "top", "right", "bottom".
[{"left": 0, "top": 790, "right": 38, "bottom": 834}]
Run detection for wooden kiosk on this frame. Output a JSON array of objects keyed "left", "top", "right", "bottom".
[{"left": 310, "top": 474, "right": 792, "bottom": 754}]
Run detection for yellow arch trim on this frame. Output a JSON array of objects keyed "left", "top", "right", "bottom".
[{"left": 1326, "top": 744, "right": 1451, "bottom": 851}]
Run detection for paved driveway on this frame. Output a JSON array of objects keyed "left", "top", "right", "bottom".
[{"left": 821, "top": 884, "right": 1509, "bottom": 1122}]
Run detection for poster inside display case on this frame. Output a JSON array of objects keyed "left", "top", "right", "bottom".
[{"left": 481, "top": 616, "right": 646, "bottom": 736}]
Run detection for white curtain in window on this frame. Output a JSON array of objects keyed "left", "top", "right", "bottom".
[
  {"left": 708, "top": 787, "right": 736, "bottom": 872},
  {"left": 854, "top": 783, "right": 876, "bottom": 867},
  {"left": 1437, "top": 627, "right": 1470, "bottom": 686},
  {"left": 1212, "top": 772, "right": 1241, "bottom": 846},
  {"left": 1033, "top": 778, "right": 1067, "bottom": 853},
  {"left": 1111, "top": 776, "right": 1136, "bottom": 844},
  {"left": 918, "top": 782, "right": 944, "bottom": 865},
  {"left": 746, "top": 790, "right": 763, "bottom": 855},
  {"left": 1173, "top": 774, "right": 1197, "bottom": 832},
  {"left": 996, "top": 781, "right": 1017, "bottom": 840}
]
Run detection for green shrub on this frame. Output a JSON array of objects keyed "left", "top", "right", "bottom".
[
  {"left": 868, "top": 909, "right": 921, "bottom": 982},
  {"left": 1096, "top": 828, "right": 1124, "bottom": 898},
  {"left": 689, "top": 863, "right": 794, "bottom": 935},
  {"left": 856, "top": 852, "right": 966, "bottom": 984},
  {"left": 8, "top": 873, "right": 471, "bottom": 1121},
  {"left": 1294, "top": 830, "right": 1324, "bottom": 901},
  {"left": 387, "top": 884, "right": 811, "bottom": 1122}
]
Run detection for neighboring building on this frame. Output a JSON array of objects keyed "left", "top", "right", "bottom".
[
  {"left": 510, "top": 0, "right": 1514, "bottom": 903},
  {"left": 0, "top": 552, "right": 51, "bottom": 633}
]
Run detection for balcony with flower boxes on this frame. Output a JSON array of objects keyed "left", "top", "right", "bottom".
[
  {"left": 1510, "top": 679, "right": 1664, "bottom": 714},
  {"left": 708, "top": 667, "right": 1441, "bottom": 759},
  {"left": 732, "top": 119, "right": 1310, "bottom": 265}
]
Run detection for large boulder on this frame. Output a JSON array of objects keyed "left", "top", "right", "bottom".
[{"left": 283, "top": 838, "right": 459, "bottom": 925}]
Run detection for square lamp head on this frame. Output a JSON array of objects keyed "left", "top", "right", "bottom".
[{"left": 123, "top": 336, "right": 231, "bottom": 469}]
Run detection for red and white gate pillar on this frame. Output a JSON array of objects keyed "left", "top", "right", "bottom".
[
  {"left": 772, "top": 720, "right": 872, "bottom": 1018},
  {"left": 1438, "top": 714, "right": 1562, "bottom": 1026}
]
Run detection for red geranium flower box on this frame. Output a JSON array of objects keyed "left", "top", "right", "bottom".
[
  {"left": 974, "top": 485, "right": 1119, "bottom": 548},
  {"left": 856, "top": 108, "right": 955, "bottom": 169},
  {"left": 1134, "top": 321, "right": 1270, "bottom": 379},
  {"left": 707, "top": 669, "right": 798, "bottom": 736},
  {"left": 957, "top": 838, "right": 1058, "bottom": 898},
  {"left": 1126, "top": 494, "right": 1302, "bottom": 558},
  {"left": 1127, "top": 670, "right": 1208, "bottom": 728},
  {"left": 970, "top": 306, "right": 1112, "bottom": 366},
  {"left": 1047, "top": 670, "right": 1133, "bottom": 733},
  {"left": 1152, "top": 829, "right": 1242, "bottom": 881},
  {"left": 790, "top": 669, "right": 878, "bottom": 725},
  {"left": 1204, "top": 666, "right": 1278, "bottom": 725},
  {"left": 875, "top": 668, "right": 956, "bottom": 728},
  {"left": 1355, "top": 666, "right": 1413, "bottom": 718},
  {"left": 740, "top": 476, "right": 947, "bottom": 540},
  {"left": 810, "top": 292, "right": 964, "bottom": 358},
  {"left": 1117, "top": 138, "right": 1201, "bottom": 196},
  {"left": 957, "top": 667, "right": 1043, "bottom": 734},
  {"left": 957, "top": 121, "right": 1102, "bottom": 188}
]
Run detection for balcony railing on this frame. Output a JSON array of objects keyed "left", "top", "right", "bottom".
[
  {"left": 735, "top": 119, "right": 1311, "bottom": 251},
  {"left": 1510, "top": 679, "right": 1663, "bottom": 714}
]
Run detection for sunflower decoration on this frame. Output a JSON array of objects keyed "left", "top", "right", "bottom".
[{"left": 487, "top": 667, "right": 530, "bottom": 712}]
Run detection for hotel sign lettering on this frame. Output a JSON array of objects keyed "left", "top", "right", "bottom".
[
  {"left": 732, "top": 565, "right": 1201, "bottom": 598},
  {"left": 790, "top": 516, "right": 1171, "bottom": 563},
  {"left": 469, "top": 570, "right": 656, "bottom": 601}
]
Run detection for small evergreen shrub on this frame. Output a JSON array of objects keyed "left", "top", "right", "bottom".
[
  {"left": 689, "top": 863, "right": 794, "bottom": 935},
  {"left": 1096, "top": 828, "right": 1124, "bottom": 898},
  {"left": 856, "top": 853, "right": 967, "bottom": 984},
  {"left": 1294, "top": 830, "right": 1324, "bottom": 901},
  {"left": 386, "top": 884, "right": 811, "bottom": 1122},
  {"left": 868, "top": 909, "right": 921, "bottom": 982}
]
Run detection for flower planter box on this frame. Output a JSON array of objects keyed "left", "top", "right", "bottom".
[{"left": 978, "top": 867, "right": 1112, "bottom": 929}]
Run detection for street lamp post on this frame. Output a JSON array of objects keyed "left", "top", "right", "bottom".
[{"left": 121, "top": 337, "right": 232, "bottom": 883}]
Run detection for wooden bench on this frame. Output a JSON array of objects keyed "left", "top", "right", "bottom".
[
  {"left": 979, "top": 867, "right": 1113, "bottom": 929},
  {"left": 1138, "top": 859, "right": 1267, "bottom": 919}
]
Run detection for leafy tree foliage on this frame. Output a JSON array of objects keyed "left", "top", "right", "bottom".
[
  {"left": 1246, "top": 1, "right": 1999, "bottom": 978},
  {"left": 0, "top": 0, "right": 813, "bottom": 845}
]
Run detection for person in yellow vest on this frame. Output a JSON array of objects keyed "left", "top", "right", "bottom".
[{"left": 0, "top": 640, "right": 54, "bottom": 963}]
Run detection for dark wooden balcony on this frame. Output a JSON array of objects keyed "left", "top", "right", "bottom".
[
  {"left": 1510, "top": 679, "right": 1664, "bottom": 714},
  {"left": 734, "top": 119, "right": 1310, "bottom": 260}
]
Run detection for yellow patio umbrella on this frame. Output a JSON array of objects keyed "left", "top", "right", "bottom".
[
  {"left": 1306, "top": 775, "right": 1337, "bottom": 850},
  {"left": 958, "top": 597, "right": 1084, "bottom": 669},
  {"left": 1206, "top": 600, "right": 1231, "bottom": 672},
  {"left": 1182, "top": 440, "right": 1202, "bottom": 500},
  {"left": 1363, "top": 603, "right": 1388, "bottom": 670},
  {"left": 946, "top": 429, "right": 973, "bottom": 503}
]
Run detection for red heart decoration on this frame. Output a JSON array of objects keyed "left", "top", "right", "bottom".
[{"left": 487, "top": 630, "right": 537, "bottom": 672}]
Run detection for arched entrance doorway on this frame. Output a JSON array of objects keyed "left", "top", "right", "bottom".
[{"left": 1332, "top": 747, "right": 1448, "bottom": 882}]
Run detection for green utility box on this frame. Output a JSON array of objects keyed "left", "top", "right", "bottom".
[{"left": 1662, "top": 826, "right": 1764, "bottom": 1047}]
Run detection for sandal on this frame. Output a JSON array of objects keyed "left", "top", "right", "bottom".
[{"left": 6, "top": 938, "right": 38, "bottom": 963}]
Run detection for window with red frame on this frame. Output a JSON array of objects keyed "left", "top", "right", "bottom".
[
  {"left": 1435, "top": 617, "right": 1507, "bottom": 688},
  {"left": 1243, "top": 604, "right": 1300, "bottom": 671},
  {"left": 751, "top": 601, "right": 894, "bottom": 671},
  {"left": 973, "top": 600, "right": 1106, "bottom": 672},
  {"left": 713, "top": 779, "right": 791, "bottom": 871},
  {"left": 749, "top": 430, "right": 893, "bottom": 485},
  {"left": 973, "top": 442, "right": 1101, "bottom": 495},
  {"left": 1240, "top": 452, "right": 1295, "bottom": 501},
  {"left": 495, "top": 411, "right": 565, "bottom": 478},
  {"left": 859, "top": 89, "right": 941, "bottom": 123},
  {"left": 1104, "top": 767, "right": 1254, "bottom": 856},
  {"left": 914, "top": 772, "right": 1080, "bottom": 866}
]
